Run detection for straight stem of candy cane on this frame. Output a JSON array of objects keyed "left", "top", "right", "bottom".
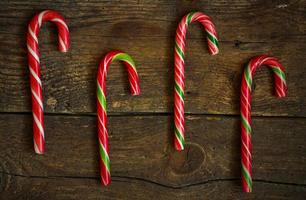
[
  {"left": 97, "top": 50, "right": 140, "bottom": 186},
  {"left": 241, "top": 55, "right": 287, "bottom": 192},
  {"left": 27, "top": 10, "right": 70, "bottom": 154},
  {"left": 174, "top": 12, "right": 219, "bottom": 151}
]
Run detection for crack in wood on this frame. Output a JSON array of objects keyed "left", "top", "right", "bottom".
[
  {"left": 0, "top": 168, "right": 5, "bottom": 193},
  {"left": 1, "top": 171, "right": 305, "bottom": 190}
]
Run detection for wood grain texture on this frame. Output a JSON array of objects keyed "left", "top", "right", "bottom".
[
  {"left": 0, "top": 0, "right": 305, "bottom": 199},
  {"left": 0, "top": 114, "right": 305, "bottom": 186},
  {"left": 0, "top": 0, "right": 305, "bottom": 116},
  {"left": 1, "top": 174, "right": 306, "bottom": 200}
]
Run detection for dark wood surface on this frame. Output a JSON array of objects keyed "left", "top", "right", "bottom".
[{"left": 0, "top": 0, "right": 305, "bottom": 199}]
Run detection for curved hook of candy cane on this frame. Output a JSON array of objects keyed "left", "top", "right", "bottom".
[
  {"left": 241, "top": 55, "right": 287, "bottom": 192},
  {"left": 27, "top": 10, "right": 70, "bottom": 154},
  {"left": 97, "top": 50, "right": 140, "bottom": 186},
  {"left": 174, "top": 12, "right": 220, "bottom": 151}
]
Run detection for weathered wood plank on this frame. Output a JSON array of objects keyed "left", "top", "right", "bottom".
[
  {"left": 0, "top": 1, "right": 305, "bottom": 116},
  {"left": 0, "top": 114, "right": 305, "bottom": 186},
  {"left": 0, "top": 1, "right": 305, "bottom": 199},
  {"left": 0, "top": 0, "right": 305, "bottom": 41},
  {"left": 0, "top": 34, "right": 305, "bottom": 116},
  {"left": 1, "top": 174, "right": 305, "bottom": 200}
]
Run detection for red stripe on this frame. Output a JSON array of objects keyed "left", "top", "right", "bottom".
[
  {"left": 240, "top": 55, "right": 287, "bottom": 192},
  {"left": 174, "top": 12, "right": 219, "bottom": 151},
  {"left": 100, "top": 159, "right": 111, "bottom": 186},
  {"left": 27, "top": 10, "right": 70, "bottom": 154},
  {"left": 97, "top": 50, "right": 140, "bottom": 185}
]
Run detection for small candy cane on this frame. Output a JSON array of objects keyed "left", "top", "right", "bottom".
[
  {"left": 174, "top": 12, "right": 219, "bottom": 151},
  {"left": 241, "top": 55, "right": 287, "bottom": 192},
  {"left": 27, "top": 10, "right": 70, "bottom": 154},
  {"left": 97, "top": 50, "right": 140, "bottom": 185}
]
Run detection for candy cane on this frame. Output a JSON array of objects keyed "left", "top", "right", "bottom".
[
  {"left": 97, "top": 50, "right": 140, "bottom": 185},
  {"left": 241, "top": 55, "right": 287, "bottom": 192},
  {"left": 27, "top": 10, "right": 70, "bottom": 154},
  {"left": 174, "top": 12, "right": 219, "bottom": 151}
]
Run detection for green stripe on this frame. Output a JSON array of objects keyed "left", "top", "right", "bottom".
[
  {"left": 97, "top": 83, "right": 107, "bottom": 112},
  {"left": 175, "top": 42, "right": 185, "bottom": 60},
  {"left": 99, "top": 143, "right": 110, "bottom": 173},
  {"left": 113, "top": 53, "right": 137, "bottom": 72},
  {"left": 271, "top": 66, "right": 287, "bottom": 85},
  {"left": 241, "top": 115, "right": 252, "bottom": 134},
  {"left": 242, "top": 165, "right": 252, "bottom": 191},
  {"left": 244, "top": 65, "right": 252, "bottom": 89},
  {"left": 206, "top": 31, "right": 219, "bottom": 49},
  {"left": 175, "top": 82, "right": 185, "bottom": 100},
  {"left": 186, "top": 12, "right": 195, "bottom": 25},
  {"left": 174, "top": 127, "right": 185, "bottom": 148}
]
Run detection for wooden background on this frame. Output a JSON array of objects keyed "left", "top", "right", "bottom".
[{"left": 0, "top": 0, "right": 306, "bottom": 199}]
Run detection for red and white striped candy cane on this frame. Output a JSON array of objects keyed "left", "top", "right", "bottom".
[
  {"left": 97, "top": 50, "right": 140, "bottom": 185},
  {"left": 174, "top": 12, "right": 219, "bottom": 151},
  {"left": 241, "top": 55, "right": 287, "bottom": 192},
  {"left": 27, "top": 10, "right": 70, "bottom": 154}
]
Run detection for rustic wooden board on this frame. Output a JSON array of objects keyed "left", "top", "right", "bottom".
[
  {"left": 0, "top": 114, "right": 305, "bottom": 186},
  {"left": 1, "top": 174, "right": 306, "bottom": 200},
  {"left": 0, "top": 0, "right": 305, "bottom": 116},
  {"left": 0, "top": 1, "right": 305, "bottom": 40},
  {"left": 0, "top": 0, "right": 305, "bottom": 199}
]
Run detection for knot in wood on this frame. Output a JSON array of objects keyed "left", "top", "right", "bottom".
[{"left": 168, "top": 142, "right": 206, "bottom": 175}]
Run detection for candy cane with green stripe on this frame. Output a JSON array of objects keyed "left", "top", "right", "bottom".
[
  {"left": 174, "top": 12, "right": 219, "bottom": 150},
  {"left": 241, "top": 55, "right": 287, "bottom": 192},
  {"left": 97, "top": 50, "right": 140, "bottom": 185}
]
